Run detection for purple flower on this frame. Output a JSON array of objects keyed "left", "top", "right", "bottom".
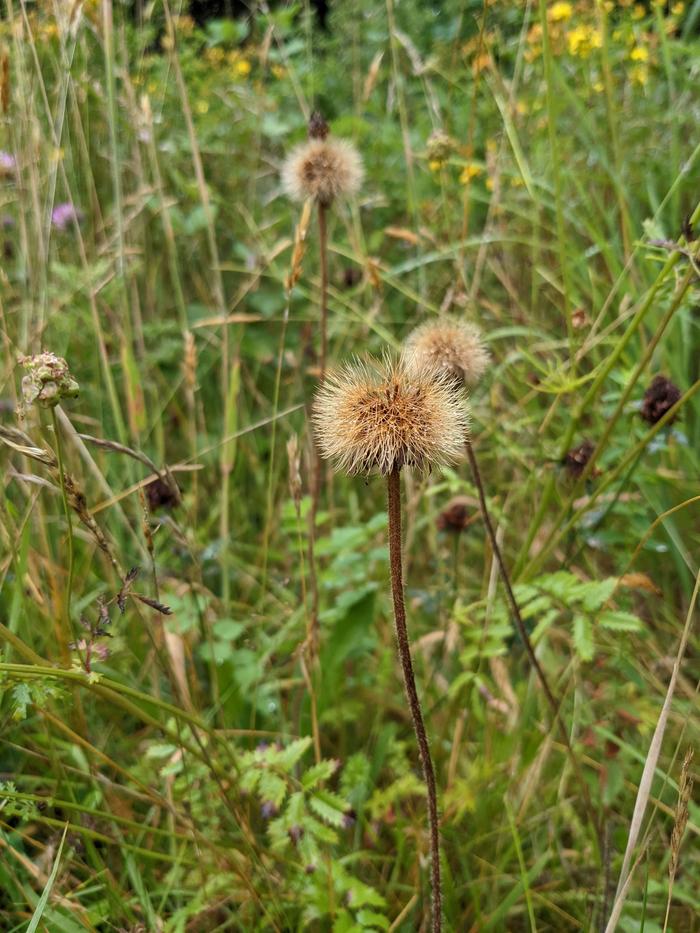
[
  {"left": 51, "top": 202, "right": 84, "bottom": 231},
  {"left": 0, "top": 151, "right": 16, "bottom": 176}
]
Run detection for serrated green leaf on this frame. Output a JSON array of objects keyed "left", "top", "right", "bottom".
[
  {"left": 301, "top": 759, "right": 338, "bottom": 790},
  {"left": 598, "top": 610, "right": 643, "bottom": 632},
  {"left": 356, "top": 909, "right": 390, "bottom": 930},
  {"left": 276, "top": 737, "right": 313, "bottom": 771},
  {"left": 573, "top": 614, "right": 594, "bottom": 662},
  {"left": 258, "top": 771, "right": 288, "bottom": 808},
  {"left": 580, "top": 579, "right": 617, "bottom": 612},
  {"left": 309, "top": 790, "right": 348, "bottom": 828}
]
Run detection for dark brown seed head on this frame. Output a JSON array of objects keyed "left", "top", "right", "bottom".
[
  {"left": 563, "top": 439, "right": 595, "bottom": 478},
  {"left": 145, "top": 476, "right": 181, "bottom": 511},
  {"left": 436, "top": 495, "right": 472, "bottom": 533},
  {"left": 308, "top": 110, "right": 330, "bottom": 140},
  {"left": 640, "top": 375, "right": 681, "bottom": 425}
]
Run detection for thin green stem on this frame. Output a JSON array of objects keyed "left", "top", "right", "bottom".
[{"left": 51, "top": 407, "right": 75, "bottom": 645}]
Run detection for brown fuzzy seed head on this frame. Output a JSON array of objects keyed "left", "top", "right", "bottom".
[
  {"left": 404, "top": 317, "right": 490, "bottom": 387},
  {"left": 282, "top": 138, "right": 364, "bottom": 206},
  {"left": 312, "top": 356, "right": 470, "bottom": 476},
  {"left": 563, "top": 439, "right": 595, "bottom": 478},
  {"left": 436, "top": 495, "right": 472, "bottom": 533},
  {"left": 640, "top": 375, "right": 681, "bottom": 425}
]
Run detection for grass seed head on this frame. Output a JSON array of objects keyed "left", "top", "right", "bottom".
[
  {"left": 312, "top": 355, "right": 470, "bottom": 476},
  {"left": 282, "top": 136, "right": 364, "bottom": 207},
  {"left": 404, "top": 316, "right": 490, "bottom": 387}
]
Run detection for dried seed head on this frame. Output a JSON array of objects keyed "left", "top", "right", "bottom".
[
  {"left": 312, "top": 355, "right": 469, "bottom": 476},
  {"left": 563, "top": 439, "right": 595, "bottom": 478},
  {"left": 308, "top": 110, "right": 329, "bottom": 140},
  {"left": 640, "top": 374, "right": 681, "bottom": 425},
  {"left": 436, "top": 495, "right": 472, "bottom": 533},
  {"left": 404, "top": 317, "right": 490, "bottom": 387},
  {"left": 282, "top": 137, "right": 364, "bottom": 207},
  {"left": 20, "top": 351, "right": 79, "bottom": 409}
]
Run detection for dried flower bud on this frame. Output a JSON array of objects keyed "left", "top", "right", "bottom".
[
  {"left": 436, "top": 495, "right": 472, "bottom": 533},
  {"left": 404, "top": 317, "right": 490, "bottom": 387},
  {"left": 426, "top": 130, "right": 455, "bottom": 165},
  {"left": 145, "top": 476, "right": 180, "bottom": 511},
  {"left": 282, "top": 136, "right": 363, "bottom": 206},
  {"left": 20, "top": 352, "right": 79, "bottom": 409},
  {"left": 563, "top": 439, "right": 595, "bottom": 478},
  {"left": 308, "top": 110, "right": 329, "bottom": 140},
  {"left": 640, "top": 375, "right": 681, "bottom": 425},
  {"left": 313, "top": 355, "right": 469, "bottom": 476}
]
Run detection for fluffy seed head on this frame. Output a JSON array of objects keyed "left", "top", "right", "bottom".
[
  {"left": 404, "top": 317, "right": 490, "bottom": 387},
  {"left": 312, "top": 355, "right": 469, "bottom": 476},
  {"left": 282, "top": 137, "right": 364, "bottom": 207}
]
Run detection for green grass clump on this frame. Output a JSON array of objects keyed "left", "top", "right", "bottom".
[{"left": 0, "top": 1, "right": 698, "bottom": 930}]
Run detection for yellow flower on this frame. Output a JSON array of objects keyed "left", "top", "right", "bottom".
[
  {"left": 195, "top": 99, "right": 209, "bottom": 114},
  {"left": 630, "top": 64, "right": 648, "bottom": 86},
  {"left": 235, "top": 59, "right": 251, "bottom": 77},
  {"left": 486, "top": 177, "right": 495, "bottom": 192},
  {"left": 632, "top": 4, "right": 645, "bottom": 19},
  {"left": 460, "top": 163, "right": 483, "bottom": 184},
  {"left": 593, "top": 80, "right": 604, "bottom": 93},
  {"left": 672, "top": 1, "right": 685, "bottom": 14},
  {"left": 630, "top": 46, "right": 648, "bottom": 62},
  {"left": 549, "top": 2, "right": 573, "bottom": 21},
  {"left": 271, "top": 64, "right": 285, "bottom": 79},
  {"left": 428, "top": 159, "right": 443, "bottom": 172},
  {"left": 567, "top": 24, "right": 602, "bottom": 58}
]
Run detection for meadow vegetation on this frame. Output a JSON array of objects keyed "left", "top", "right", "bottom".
[{"left": 0, "top": 1, "right": 699, "bottom": 930}]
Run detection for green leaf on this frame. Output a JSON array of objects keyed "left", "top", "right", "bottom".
[
  {"left": 276, "top": 736, "right": 313, "bottom": 771},
  {"left": 579, "top": 579, "right": 617, "bottom": 612},
  {"left": 11, "top": 683, "right": 32, "bottom": 720},
  {"left": 258, "top": 772, "right": 288, "bottom": 809},
  {"left": 301, "top": 759, "right": 338, "bottom": 790},
  {"left": 309, "top": 790, "right": 349, "bottom": 828},
  {"left": 598, "top": 610, "right": 643, "bottom": 632},
  {"left": 27, "top": 824, "right": 68, "bottom": 933},
  {"left": 357, "top": 909, "right": 390, "bottom": 930},
  {"left": 573, "top": 615, "right": 595, "bottom": 662},
  {"left": 213, "top": 619, "right": 244, "bottom": 640}
]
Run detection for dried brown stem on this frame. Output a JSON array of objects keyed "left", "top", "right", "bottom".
[
  {"left": 318, "top": 201, "right": 328, "bottom": 382},
  {"left": 387, "top": 466, "right": 442, "bottom": 933},
  {"left": 465, "top": 439, "right": 601, "bottom": 845}
]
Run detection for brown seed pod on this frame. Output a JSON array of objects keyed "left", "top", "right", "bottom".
[{"left": 640, "top": 375, "right": 681, "bottom": 425}]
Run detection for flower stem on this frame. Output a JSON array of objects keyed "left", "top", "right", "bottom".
[
  {"left": 318, "top": 201, "right": 328, "bottom": 382},
  {"left": 387, "top": 466, "right": 442, "bottom": 933},
  {"left": 465, "top": 439, "right": 601, "bottom": 846},
  {"left": 51, "top": 406, "right": 75, "bottom": 644}
]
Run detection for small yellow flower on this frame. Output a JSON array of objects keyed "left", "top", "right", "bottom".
[
  {"left": 593, "top": 80, "right": 604, "bottom": 93},
  {"left": 271, "top": 64, "right": 285, "bottom": 79},
  {"left": 485, "top": 177, "right": 495, "bottom": 192},
  {"left": 235, "top": 59, "right": 251, "bottom": 77},
  {"left": 632, "top": 4, "right": 645, "bottom": 19},
  {"left": 672, "top": 1, "right": 685, "bottom": 14},
  {"left": 630, "top": 64, "right": 648, "bottom": 86},
  {"left": 428, "top": 159, "right": 443, "bottom": 172},
  {"left": 567, "top": 24, "right": 602, "bottom": 58},
  {"left": 195, "top": 99, "right": 209, "bottom": 114},
  {"left": 549, "top": 2, "right": 573, "bottom": 21},
  {"left": 630, "top": 46, "right": 648, "bottom": 62},
  {"left": 459, "top": 163, "right": 483, "bottom": 185}
]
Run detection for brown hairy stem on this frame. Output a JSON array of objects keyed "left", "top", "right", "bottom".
[
  {"left": 465, "top": 439, "right": 601, "bottom": 844},
  {"left": 387, "top": 467, "right": 442, "bottom": 933},
  {"left": 317, "top": 201, "right": 329, "bottom": 382}
]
